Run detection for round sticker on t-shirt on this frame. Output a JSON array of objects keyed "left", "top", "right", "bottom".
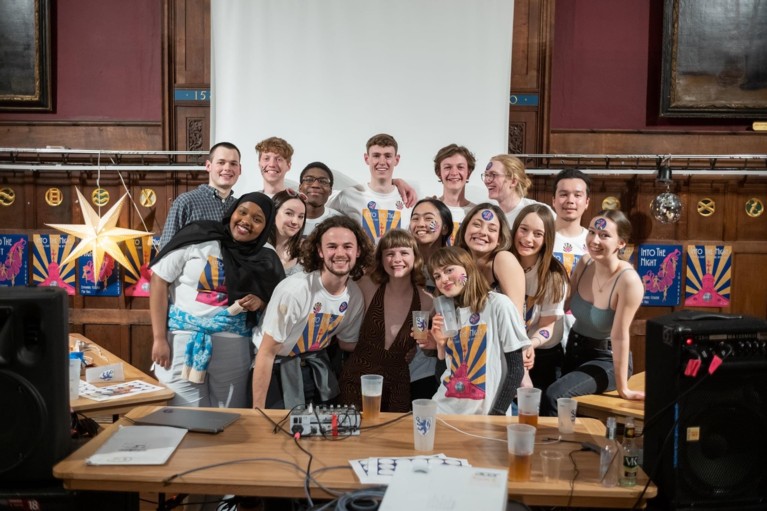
[
  {"left": 367, "top": 201, "right": 377, "bottom": 210},
  {"left": 339, "top": 301, "right": 348, "bottom": 312},
  {"left": 470, "top": 312, "right": 480, "bottom": 325}
]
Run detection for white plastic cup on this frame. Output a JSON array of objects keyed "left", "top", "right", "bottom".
[
  {"left": 517, "top": 387, "right": 542, "bottom": 427},
  {"left": 360, "top": 374, "right": 384, "bottom": 420},
  {"left": 433, "top": 296, "right": 459, "bottom": 336},
  {"left": 412, "top": 399, "right": 437, "bottom": 451},
  {"left": 557, "top": 397, "right": 578, "bottom": 434},
  {"left": 507, "top": 424, "right": 536, "bottom": 481},
  {"left": 541, "top": 450, "right": 564, "bottom": 482},
  {"left": 69, "top": 356, "right": 81, "bottom": 402}
]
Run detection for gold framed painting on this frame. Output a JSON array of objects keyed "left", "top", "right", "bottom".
[{"left": 660, "top": 0, "right": 767, "bottom": 118}]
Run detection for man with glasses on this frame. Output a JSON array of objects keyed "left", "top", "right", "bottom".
[
  {"left": 159, "top": 142, "right": 241, "bottom": 248},
  {"left": 256, "top": 136, "right": 293, "bottom": 197},
  {"left": 298, "top": 161, "right": 341, "bottom": 236},
  {"left": 481, "top": 154, "right": 553, "bottom": 228}
]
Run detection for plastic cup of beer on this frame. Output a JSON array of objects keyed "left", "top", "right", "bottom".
[
  {"left": 541, "top": 450, "right": 564, "bottom": 482},
  {"left": 412, "top": 311, "right": 430, "bottom": 341},
  {"left": 360, "top": 374, "right": 384, "bottom": 420},
  {"left": 507, "top": 424, "right": 536, "bottom": 482},
  {"left": 517, "top": 387, "right": 542, "bottom": 427},
  {"left": 412, "top": 398, "right": 437, "bottom": 451},
  {"left": 557, "top": 397, "right": 578, "bottom": 434}
]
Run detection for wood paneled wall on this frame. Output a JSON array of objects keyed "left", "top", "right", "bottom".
[{"left": 1, "top": 0, "right": 765, "bottom": 375}]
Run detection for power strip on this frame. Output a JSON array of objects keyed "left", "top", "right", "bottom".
[{"left": 289, "top": 404, "right": 361, "bottom": 437}]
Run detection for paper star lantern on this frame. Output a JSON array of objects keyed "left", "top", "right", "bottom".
[{"left": 47, "top": 188, "right": 153, "bottom": 279}]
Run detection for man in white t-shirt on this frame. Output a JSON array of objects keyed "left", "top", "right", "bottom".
[
  {"left": 251, "top": 215, "right": 374, "bottom": 409},
  {"left": 481, "top": 154, "right": 553, "bottom": 228},
  {"left": 329, "top": 133, "right": 412, "bottom": 245},
  {"left": 299, "top": 161, "right": 341, "bottom": 237},
  {"left": 552, "top": 168, "right": 591, "bottom": 277}
]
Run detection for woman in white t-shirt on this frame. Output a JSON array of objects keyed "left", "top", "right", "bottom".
[
  {"left": 510, "top": 204, "right": 568, "bottom": 395},
  {"left": 428, "top": 247, "right": 530, "bottom": 415}
]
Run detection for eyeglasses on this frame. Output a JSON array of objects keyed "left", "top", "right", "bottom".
[
  {"left": 285, "top": 188, "right": 309, "bottom": 202},
  {"left": 300, "top": 176, "right": 332, "bottom": 187},
  {"left": 480, "top": 171, "right": 505, "bottom": 183}
]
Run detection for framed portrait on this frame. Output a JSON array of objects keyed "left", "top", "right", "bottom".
[
  {"left": 660, "top": 0, "right": 767, "bottom": 118},
  {"left": 0, "top": 0, "right": 53, "bottom": 111}
]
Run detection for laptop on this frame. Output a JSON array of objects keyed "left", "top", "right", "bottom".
[{"left": 134, "top": 407, "right": 241, "bottom": 434}]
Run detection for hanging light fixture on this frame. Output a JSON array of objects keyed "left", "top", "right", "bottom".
[{"left": 651, "top": 157, "right": 682, "bottom": 224}]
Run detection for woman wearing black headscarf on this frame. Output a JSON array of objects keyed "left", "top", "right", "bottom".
[{"left": 150, "top": 192, "right": 285, "bottom": 408}]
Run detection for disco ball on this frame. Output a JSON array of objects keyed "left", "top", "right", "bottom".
[{"left": 651, "top": 192, "right": 682, "bottom": 224}]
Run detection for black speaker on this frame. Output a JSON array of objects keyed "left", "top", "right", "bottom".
[
  {"left": 644, "top": 311, "right": 767, "bottom": 510},
  {"left": 0, "top": 287, "right": 72, "bottom": 486}
]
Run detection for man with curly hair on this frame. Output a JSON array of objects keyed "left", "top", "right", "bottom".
[{"left": 251, "top": 215, "right": 374, "bottom": 409}]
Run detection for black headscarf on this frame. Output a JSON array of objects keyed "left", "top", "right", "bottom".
[{"left": 152, "top": 192, "right": 286, "bottom": 326}]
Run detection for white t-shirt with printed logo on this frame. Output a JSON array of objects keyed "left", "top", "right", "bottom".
[
  {"left": 253, "top": 270, "right": 364, "bottom": 357},
  {"left": 553, "top": 227, "right": 588, "bottom": 278},
  {"left": 329, "top": 184, "right": 410, "bottom": 245},
  {"left": 434, "top": 292, "right": 531, "bottom": 415}
]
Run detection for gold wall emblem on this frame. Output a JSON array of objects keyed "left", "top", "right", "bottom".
[
  {"left": 0, "top": 187, "right": 15, "bottom": 206},
  {"left": 745, "top": 198, "right": 764, "bottom": 218},
  {"left": 696, "top": 198, "right": 716, "bottom": 217},
  {"left": 601, "top": 196, "right": 621, "bottom": 210},
  {"left": 139, "top": 188, "right": 157, "bottom": 208},
  {"left": 91, "top": 188, "right": 110, "bottom": 207},
  {"left": 45, "top": 187, "right": 63, "bottom": 206}
]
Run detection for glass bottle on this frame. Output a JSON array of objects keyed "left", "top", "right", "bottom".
[
  {"left": 600, "top": 416, "right": 619, "bottom": 487},
  {"left": 620, "top": 417, "right": 639, "bottom": 487}
]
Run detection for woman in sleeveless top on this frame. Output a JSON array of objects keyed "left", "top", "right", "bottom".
[
  {"left": 510, "top": 204, "right": 569, "bottom": 395},
  {"left": 338, "top": 230, "right": 433, "bottom": 412},
  {"left": 456, "top": 203, "right": 531, "bottom": 371},
  {"left": 542, "top": 209, "right": 644, "bottom": 415}
]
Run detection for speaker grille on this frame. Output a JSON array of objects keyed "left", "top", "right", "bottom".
[{"left": 0, "top": 370, "right": 47, "bottom": 475}]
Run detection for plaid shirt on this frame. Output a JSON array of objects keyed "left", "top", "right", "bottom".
[{"left": 158, "top": 184, "right": 237, "bottom": 248}]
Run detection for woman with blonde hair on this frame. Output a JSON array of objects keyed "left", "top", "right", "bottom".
[
  {"left": 428, "top": 247, "right": 530, "bottom": 415},
  {"left": 338, "top": 229, "right": 433, "bottom": 412}
]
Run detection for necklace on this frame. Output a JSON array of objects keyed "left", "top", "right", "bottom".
[{"left": 594, "top": 265, "right": 620, "bottom": 292}]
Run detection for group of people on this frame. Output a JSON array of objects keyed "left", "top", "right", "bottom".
[{"left": 148, "top": 133, "right": 645, "bottom": 419}]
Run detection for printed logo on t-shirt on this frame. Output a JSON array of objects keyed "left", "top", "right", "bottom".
[
  {"left": 292, "top": 312, "right": 344, "bottom": 355},
  {"left": 395, "top": 200, "right": 404, "bottom": 210},
  {"left": 562, "top": 242, "right": 573, "bottom": 253},
  {"left": 196, "top": 255, "right": 227, "bottom": 306},
  {"left": 361, "top": 208, "right": 402, "bottom": 245},
  {"left": 339, "top": 301, "right": 348, "bottom": 312},
  {"left": 444, "top": 323, "right": 487, "bottom": 400},
  {"left": 553, "top": 252, "right": 583, "bottom": 277}
]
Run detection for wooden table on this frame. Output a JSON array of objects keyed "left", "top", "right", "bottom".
[
  {"left": 574, "top": 372, "right": 645, "bottom": 426},
  {"left": 53, "top": 406, "right": 656, "bottom": 508},
  {"left": 69, "top": 333, "right": 175, "bottom": 418}
]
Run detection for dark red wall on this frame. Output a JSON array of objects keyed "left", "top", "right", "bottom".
[
  {"left": 550, "top": 0, "right": 752, "bottom": 131},
  {"left": 0, "top": 0, "right": 161, "bottom": 122}
]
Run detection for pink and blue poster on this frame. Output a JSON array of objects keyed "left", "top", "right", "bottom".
[
  {"left": 124, "top": 236, "right": 158, "bottom": 297},
  {"left": 78, "top": 252, "right": 121, "bottom": 296},
  {"left": 32, "top": 234, "right": 76, "bottom": 295},
  {"left": 638, "top": 244, "right": 682, "bottom": 306},
  {"left": 0, "top": 234, "right": 29, "bottom": 287},
  {"left": 685, "top": 245, "right": 731, "bottom": 307}
]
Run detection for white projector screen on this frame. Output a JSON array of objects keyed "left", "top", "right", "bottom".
[{"left": 211, "top": 0, "right": 514, "bottom": 201}]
